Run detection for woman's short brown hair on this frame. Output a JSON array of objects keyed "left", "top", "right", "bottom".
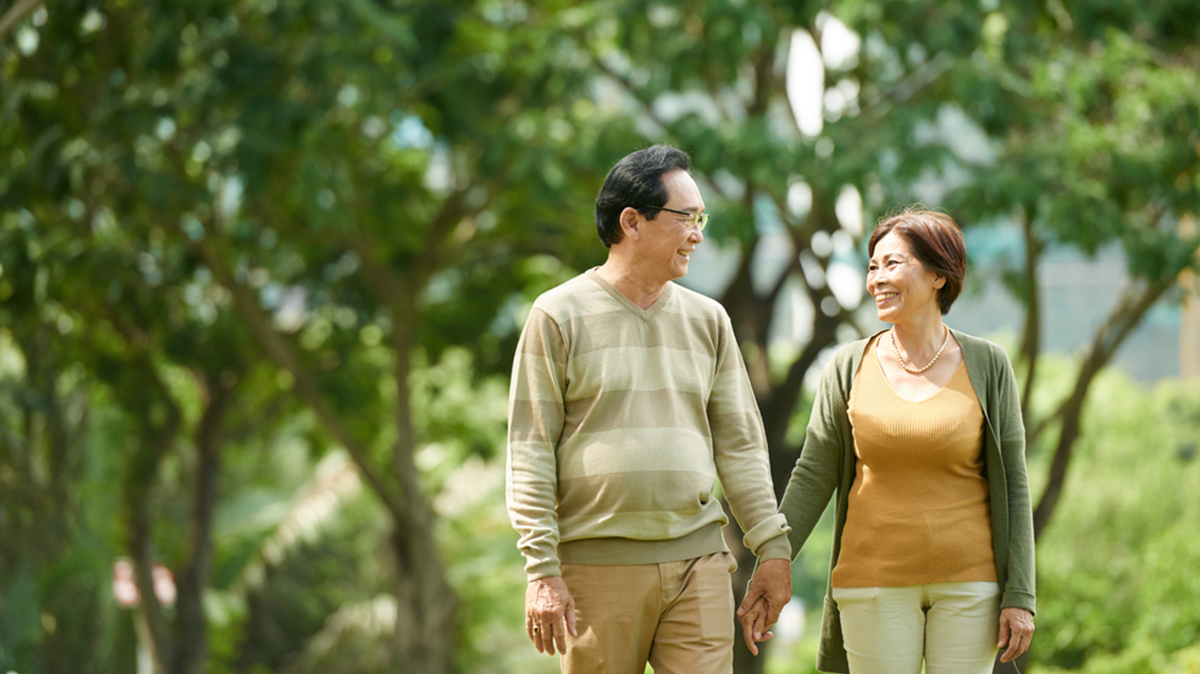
[{"left": 868, "top": 206, "right": 966, "bottom": 315}]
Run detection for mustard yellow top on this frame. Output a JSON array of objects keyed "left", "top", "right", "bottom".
[{"left": 831, "top": 335, "right": 997, "bottom": 587}]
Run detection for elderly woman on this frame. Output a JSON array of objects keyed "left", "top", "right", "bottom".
[{"left": 740, "top": 207, "right": 1036, "bottom": 673}]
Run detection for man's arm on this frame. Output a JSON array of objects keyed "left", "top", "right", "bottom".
[
  {"left": 707, "top": 311, "right": 793, "bottom": 639},
  {"left": 506, "top": 307, "right": 577, "bottom": 652},
  {"left": 706, "top": 312, "right": 791, "bottom": 559},
  {"left": 506, "top": 307, "right": 568, "bottom": 579}
]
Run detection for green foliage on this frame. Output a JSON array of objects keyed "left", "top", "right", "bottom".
[
  {"left": 2, "top": 0, "right": 1199, "bottom": 672},
  {"left": 1034, "top": 373, "right": 1200, "bottom": 671}
]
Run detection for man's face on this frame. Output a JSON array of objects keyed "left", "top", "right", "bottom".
[{"left": 637, "top": 169, "right": 706, "bottom": 282}]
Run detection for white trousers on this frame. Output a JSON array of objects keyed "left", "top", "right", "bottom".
[{"left": 832, "top": 581, "right": 1000, "bottom": 674}]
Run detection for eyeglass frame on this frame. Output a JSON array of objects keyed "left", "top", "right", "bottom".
[{"left": 634, "top": 205, "right": 709, "bottom": 232}]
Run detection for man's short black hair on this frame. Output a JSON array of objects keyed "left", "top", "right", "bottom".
[{"left": 594, "top": 145, "right": 692, "bottom": 248}]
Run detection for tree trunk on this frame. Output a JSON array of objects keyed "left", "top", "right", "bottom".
[
  {"left": 172, "top": 373, "right": 233, "bottom": 674},
  {"left": 129, "top": 446, "right": 175, "bottom": 674},
  {"left": 1032, "top": 277, "right": 1173, "bottom": 538},
  {"left": 762, "top": 291, "right": 844, "bottom": 497},
  {"left": 1016, "top": 207, "right": 1042, "bottom": 415},
  {"left": 122, "top": 355, "right": 184, "bottom": 674},
  {"left": 390, "top": 297, "right": 459, "bottom": 673}
]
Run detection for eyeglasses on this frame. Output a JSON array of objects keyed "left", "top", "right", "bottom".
[{"left": 636, "top": 205, "right": 709, "bottom": 232}]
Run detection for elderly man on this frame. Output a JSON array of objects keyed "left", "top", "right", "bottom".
[{"left": 506, "top": 145, "right": 792, "bottom": 674}]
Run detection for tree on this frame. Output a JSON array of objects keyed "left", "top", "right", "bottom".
[
  {"left": 3, "top": 1, "right": 1197, "bottom": 672},
  {"left": 4, "top": 0, "right": 610, "bottom": 672}
]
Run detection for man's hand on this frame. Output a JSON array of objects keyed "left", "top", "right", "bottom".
[
  {"left": 525, "top": 576, "right": 577, "bottom": 655},
  {"left": 737, "top": 597, "right": 773, "bottom": 655},
  {"left": 735, "top": 558, "right": 792, "bottom": 655},
  {"left": 997, "top": 607, "right": 1035, "bottom": 663}
]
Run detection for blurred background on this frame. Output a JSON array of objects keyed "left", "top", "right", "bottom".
[{"left": 1, "top": 1, "right": 1199, "bottom": 673}]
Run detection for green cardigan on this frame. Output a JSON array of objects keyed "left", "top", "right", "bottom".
[{"left": 780, "top": 329, "right": 1036, "bottom": 674}]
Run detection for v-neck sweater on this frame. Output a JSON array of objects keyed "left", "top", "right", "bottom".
[
  {"left": 506, "top": 269, "right": 791, "bottom": 581},
  {"left": 831, "top": 335, "right": 996, "bottom": 587},
  {"left": 780, "top": 329, "right": 1036, "bottom": 673}
]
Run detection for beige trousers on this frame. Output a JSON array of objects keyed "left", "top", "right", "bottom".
[
  {"left": 832, "top": 581, "right": 1001, "bottom": 674},
  {"left": 559, "top": 552, "right": 736, "bottom": 674}
]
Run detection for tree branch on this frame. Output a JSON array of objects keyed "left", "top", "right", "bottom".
[
  {"left": 186, "top": 232, "right": 407, "bottom": 524},
  {"left": 1032, "top": 274, "right": 1175, "bottom": 537},
  {"left": 0, "top": 0, "right": 41, "bottom": 41},
  {"left": 173, "top": 370, "right": 234, "bottom": 674},
  {"left": 1016, "top": 204, "right": 1042, "bottom": 416}
]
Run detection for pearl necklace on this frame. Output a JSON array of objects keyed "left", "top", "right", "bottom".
[{"left": 890, "top": 326, "right": 949, "bottom": 374}]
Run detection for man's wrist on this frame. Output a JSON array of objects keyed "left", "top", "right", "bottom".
[
  {"left": 524, "top": 557, "right": 562, "bottom": 582},
  {"left": 755, "top": 535, "right": 792, "bottom": 562}
]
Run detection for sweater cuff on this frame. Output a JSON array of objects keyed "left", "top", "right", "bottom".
[
  {"left": 754, "top": 535, "right": 792, "bottom": 561},
  {"left": 742, "top": 513, "right": 792, "bottom": 560},
  {"left": 524, "top": 555, "right": 562, "bottom": 582}
]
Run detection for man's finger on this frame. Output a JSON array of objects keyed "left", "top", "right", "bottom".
[
  {"left": 565, "top": 605, "right": 578, "bottom": 637},
  {"left": 737, "top": 585, "right": 765, "bottom": 617},
  {"left": 553, "top": 612, "right": 570, "bottom": 654},
  {"left": 531, "top": 623, "right": 544, "bottom": 653}
]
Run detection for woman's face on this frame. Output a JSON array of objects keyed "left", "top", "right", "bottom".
[{"left": 866, "top": 230, "right": 944, "bottom": 324}]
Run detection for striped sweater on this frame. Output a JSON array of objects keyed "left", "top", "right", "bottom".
[{"left": 506, "top": 269, "right": 791, "bottom": 581}]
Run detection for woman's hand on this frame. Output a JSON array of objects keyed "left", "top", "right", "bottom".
[
  {"left": 736, "top": 596, "right": 774, "bottom": 655},
  {"left": 997, "top": 607, "right": 1035, "bottom": 662}
]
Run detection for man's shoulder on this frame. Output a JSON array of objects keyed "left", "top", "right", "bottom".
[
  {"left": 669, "top": 282, "right": 728, "bottom": 320},
  {"left": 531, "top": 272, "right": 605, "bottom": 317}
]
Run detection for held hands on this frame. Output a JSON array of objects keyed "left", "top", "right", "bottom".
[
  {"left": 998, "top": 607, "right": 1035, "bottom": 663},
  {"left": 735, "top": 558, "right": 792, "bottom": 656},
  {"left": 525, "top": 576, "right": 577, "bottom": 655}
]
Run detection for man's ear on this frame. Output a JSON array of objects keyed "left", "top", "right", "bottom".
[{"left": 618, "top": 207, "right": 642, "bottom": 240}]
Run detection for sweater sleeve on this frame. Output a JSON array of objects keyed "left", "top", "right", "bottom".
[
  {"left": 708, "top": 311, "right": 791, "bottom": 561},
  {"left": 779, "top": 355, "right": 847, "bottom": 560},
  {"left": 994, "top": 348, "right": 1037, "bottom": 613},
  {"left": 506, "top": 307, "right": 568, "bottom": 580}
]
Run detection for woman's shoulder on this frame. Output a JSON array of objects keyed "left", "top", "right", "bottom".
[
  {"left": 824, "top": 332, "right": 882, "bottom": 376},
  {"left": 951, "top": 329, "right": 1011, "bottom": 360},
  {"left": 950, "top": 329, "right": 1017, "bottom": 386}
]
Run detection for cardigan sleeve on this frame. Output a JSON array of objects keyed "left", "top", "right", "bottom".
[
  {"left": 994, "top": 348, "right": 1037, "bottom": 613},
  {"left": 779, "top": 354, "right": 849, "bottom": 560}
]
